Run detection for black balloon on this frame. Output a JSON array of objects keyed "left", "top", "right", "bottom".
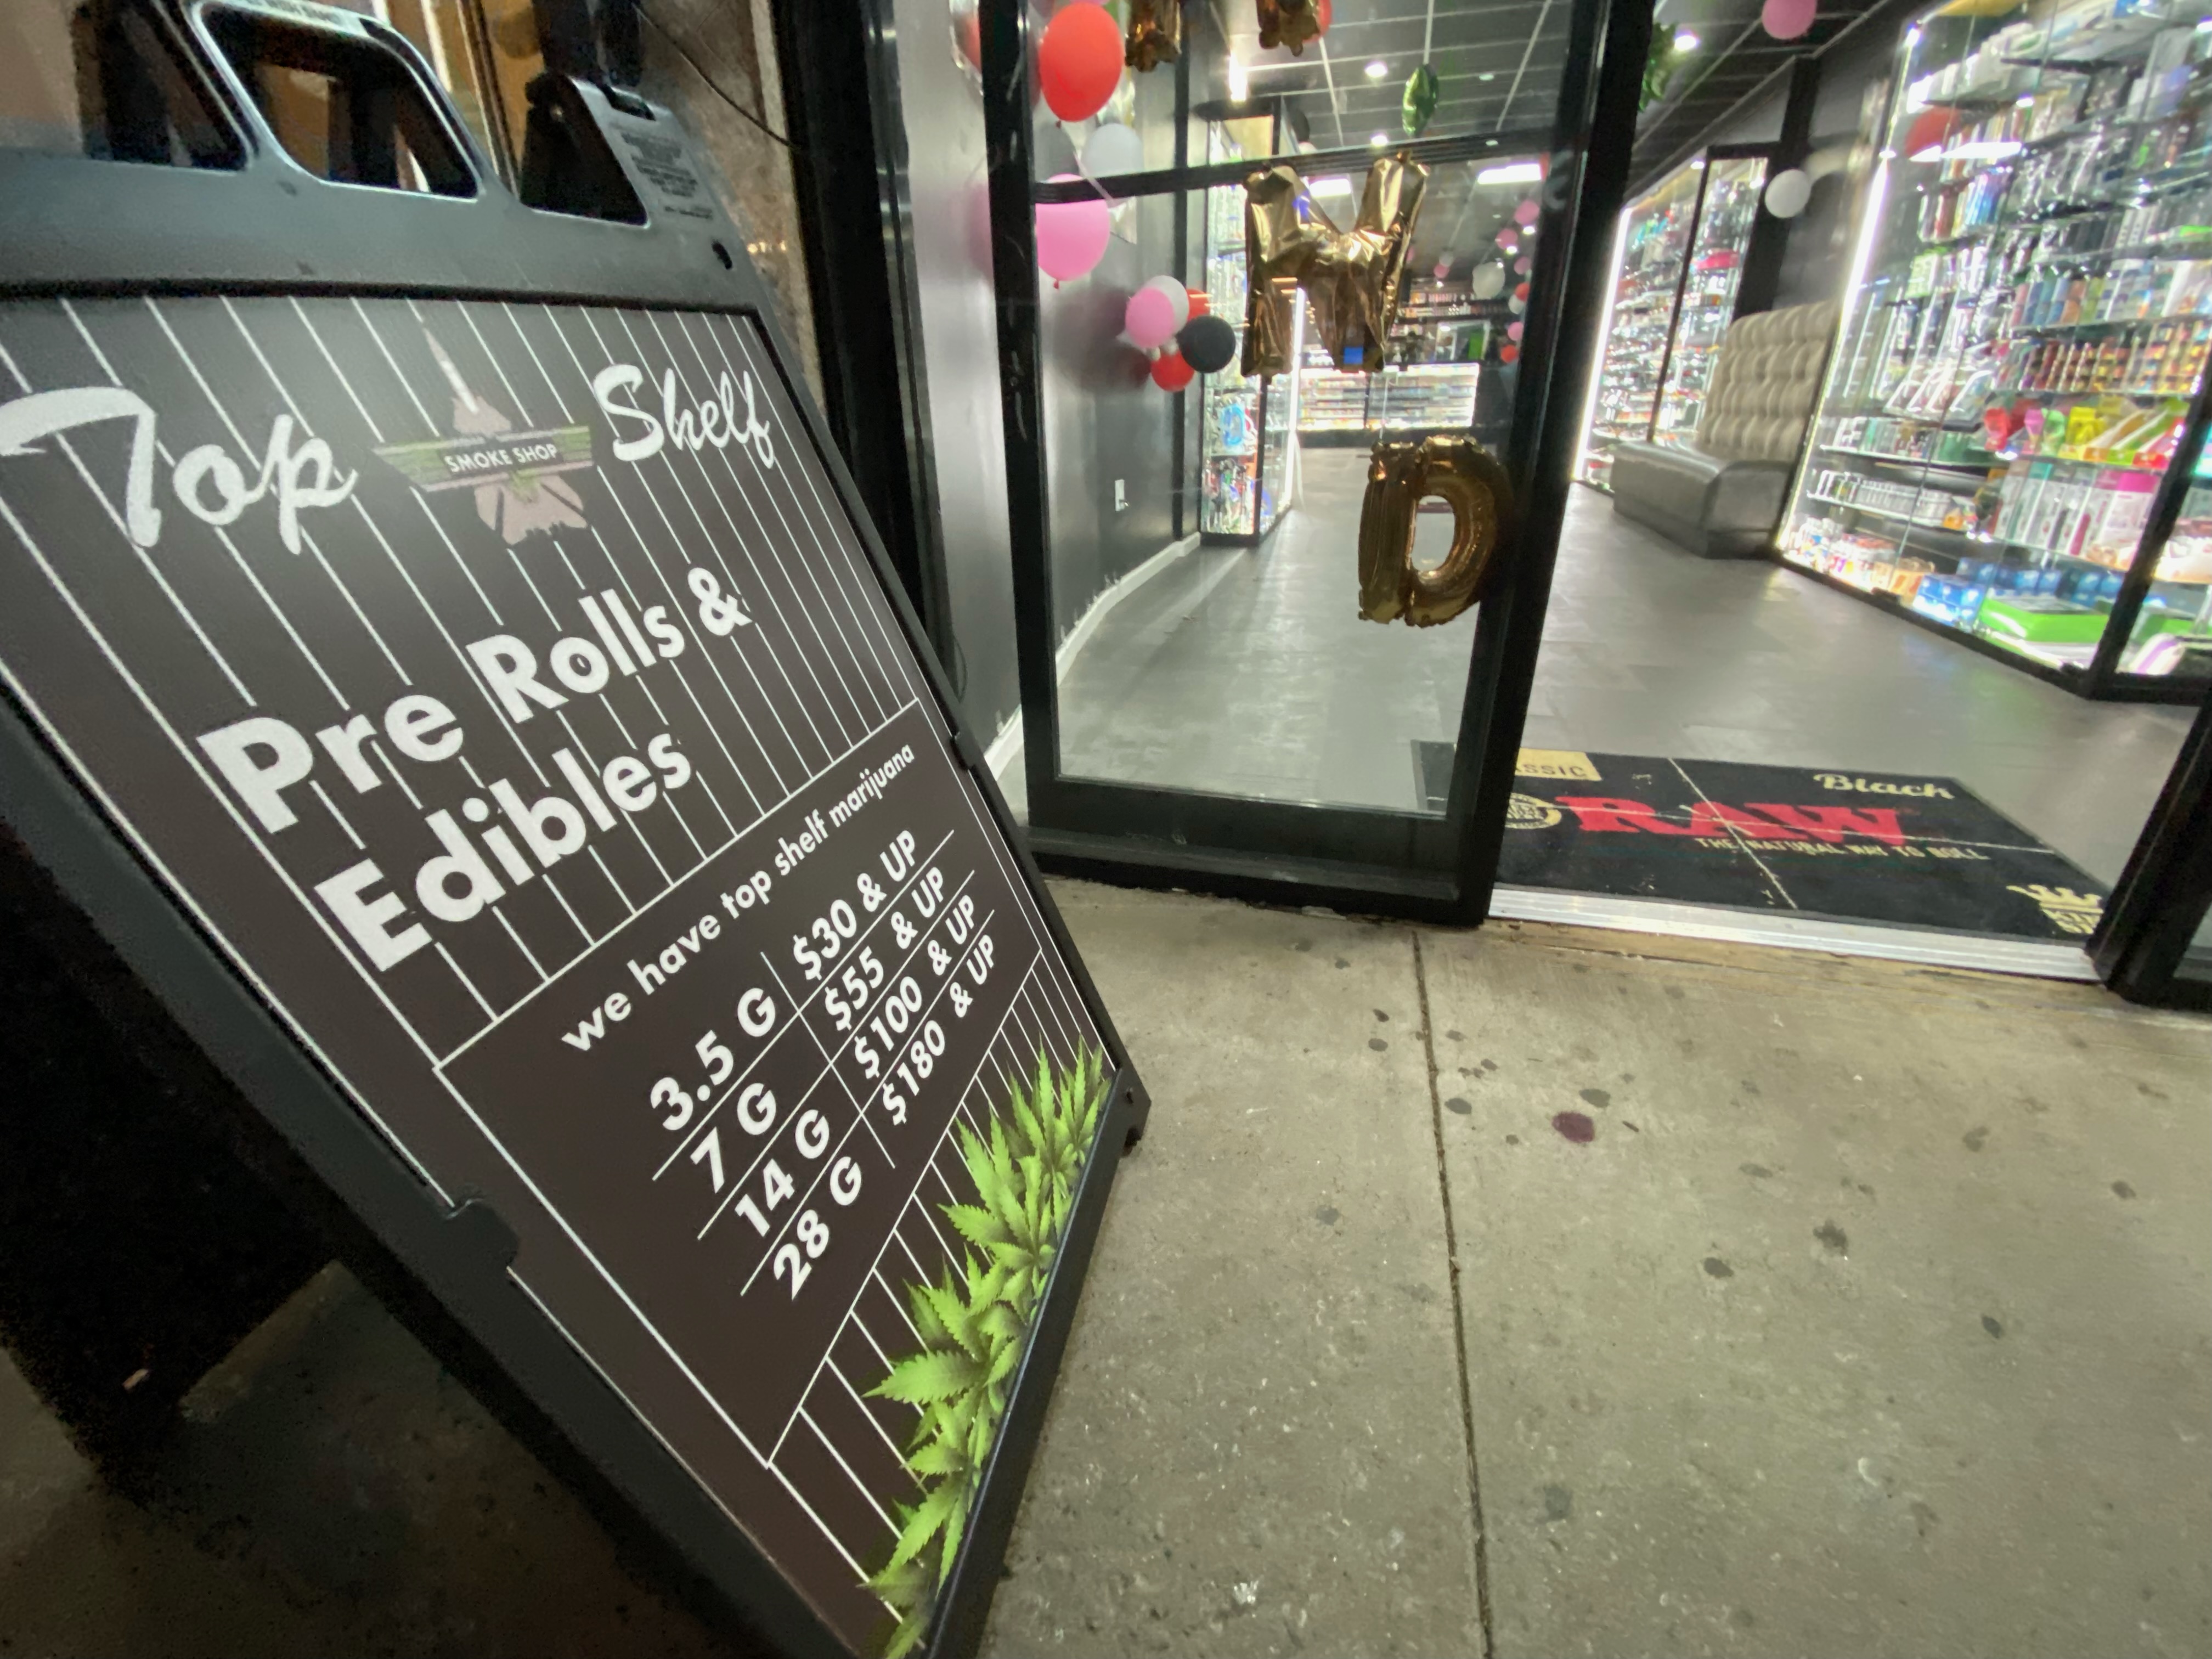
[{"left": 1178, "top": 314, "right": 1237, "bottom": 374}]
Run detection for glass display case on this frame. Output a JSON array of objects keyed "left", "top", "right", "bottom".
[
  {"left": 1299, "top": 282, "right": 1487, "bottom": 442},
  {"left": 1651, "top": 155, "right": 1768, "bottom": 447},
  {"left": 1779, "top": 0, "right": 2212, "bottom": 697},
  {"left": 1578, "top": 161, "right": 1705, "bottom": 488},
  {"left": 1375, "top": 363, "right": 1483, "bottom": 427},
  {"left": 1299, "top": 338, "right": 1376, "bottom": 439}
]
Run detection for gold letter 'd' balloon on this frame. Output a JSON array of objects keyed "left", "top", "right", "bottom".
[
  {"left": 1125, "top": 0, "right": 1181, "bottom": 70},
  {"left": 1358, "top": 436, "right": 1514, "bottom": 628},
  {"left": 1243, "top": 154, "right": 1428, "bottom": 378}
]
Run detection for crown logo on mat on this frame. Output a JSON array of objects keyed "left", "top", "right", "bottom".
[{"left": 2005, "top": 884, "right": 2104, "bottom": 936}]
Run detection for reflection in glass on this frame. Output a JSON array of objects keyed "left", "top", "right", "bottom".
[{"left": 1030, "top": 0, "right": 1570, "bottom": 179}]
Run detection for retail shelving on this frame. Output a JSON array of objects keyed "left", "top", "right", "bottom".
[
  {"left": 1199, "top": 122, "right": 1296, "bottom": 543},
  {"left": 1578, "top": 148, "right": 1769, "bottom": 488},
  {"left": 1579, "top": 162, "right": 1702, "bottom": 489},
  {"left": 1778, "top": 0, "right": 2212, "bottom": 697},
  {"left": 1651, "top": 156, "right": 1768, "bottom": 447}
]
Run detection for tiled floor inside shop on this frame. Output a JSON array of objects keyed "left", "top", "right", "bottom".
[
  {"left": 1048, "top": 453, "right": 2196, "bottom": 885},
  {"left": 5, "top": 882, "right": 2204, "bottom": 1658}
]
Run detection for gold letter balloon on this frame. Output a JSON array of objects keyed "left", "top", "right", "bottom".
[
  {"left": 1358, "top": 435, "right": 1514, "bottom": 628},
  {"left": 1255, "top": 0, "right": 1324, "bottom": 53},
  {"left": 1125, "top": 0, "right": 1182, "bottom": 70},
  {"left": 1242, "top": 154, "right": 1428, "bottom": 379}
]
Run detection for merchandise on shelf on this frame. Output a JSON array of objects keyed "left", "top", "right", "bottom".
[
  {"left": 1198, "top": 126, "right": 1297, "bottom": 542},
  {"left": 1775, "top": 0, "right": 2212, "bottom": 690},
  {"left": 1651, "top": 156, "right": 1767, "bottom": 448},
  {"left": 1577, "top": 160, "right": 1706, "bottom": 488}
]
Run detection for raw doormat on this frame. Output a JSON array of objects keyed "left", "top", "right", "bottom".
[{"left": 1413, "top": 743, "right": 2108, "bottom": 942}]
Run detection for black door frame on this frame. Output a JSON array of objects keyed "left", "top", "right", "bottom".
[
  {"left": 977, "top": 0, "right": 1655, "bottom": 922},
  {"left": 2095, "top": 686, "right": 2212, "bottom": 1010},
  {"left": 774, "top": 0, "right": 958, "bottom": 674}
]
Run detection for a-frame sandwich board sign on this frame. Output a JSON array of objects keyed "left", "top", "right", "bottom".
[{"left": 0, "top": 5, "right": 1144, "bottom": 1655}]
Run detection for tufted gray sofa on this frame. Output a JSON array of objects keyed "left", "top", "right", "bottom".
[{"left": 1607, "top": 300, "right": 1838, "bottom": 558}]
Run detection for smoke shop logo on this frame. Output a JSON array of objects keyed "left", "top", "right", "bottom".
[
  {"left": 374, "top": 329, "right": 594, "bottom": 545},
  {"left": 2005, "top": 884, "right": 2104, "bottom": 936},
  {"left": 1506, "top": 792, "right": 1564, "bottom": 830}
]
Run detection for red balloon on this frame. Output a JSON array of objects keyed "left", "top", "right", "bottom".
[
  {"left": 1316, "top": 0, "right": 1333, "bottom": 31},
  {"left": 1186, "top": 289, "right": 1211, "bottom": 317},
  {"left": 1500, "top": 344, "right": 1520, "bottom": 364},
  {"left": 1150, "top": 351, "right": 1195, "bottom": 391},
  {"left": 1513, "top": 281, "right": 1530, "bottom": 301},
  {"left": 1039, "top": 4, "right": 1122, "bottom": 122}
]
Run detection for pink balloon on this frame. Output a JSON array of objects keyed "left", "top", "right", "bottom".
[
  {"left": 1506, "top": 320, "right": 1525, "bottom": 342},
  {"left": 1762, "top": 0, "right": 1815, "bottom": 38},
  {"left": 1433, "top": 260, "right": 1451, "bottom": 279},
  {"left": 1495, "top": 227, "right": 1517, "bottom": 249},
  {"left": 1037, "top": 176, "right": 1110, "bottom": 282},
  {"left": 1125, "top": 285, "right": 1178, "bottom": 349},
  {"left": 1514, "top": 255, "right": 1531, "bottom": 275},
  {"left": 1514, "top": 199, "right": 1540, "bottom": 227}
]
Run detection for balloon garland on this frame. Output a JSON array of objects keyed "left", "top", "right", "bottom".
[
  {"left": 1763, "top": 168, "right": 1813, "bottom": 218},
  {"left": 1036, "top": 175, "right": 1110, "bottom": 283},
  {"left": 1039, "top": 3, "right": 1123, "bottom": 121},
  {"left": 1761, "top": 0, "right": 1815, "bottom": 39},
  {"left": 1178, "top": 314, "right": 1236, "bottom": 375},
  {"left": 1081, "top": 121, "right": 1145, "bottom": 181}
]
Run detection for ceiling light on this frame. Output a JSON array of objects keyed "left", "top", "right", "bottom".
[
  {"left": 1673, "top": 27, "right": 1701, "bottom": 50},
  {"left": 1479, "top": 71, "right": 1496, "bottom": 81},
  {"left": 1228, "top": 58, "right": 1249, "bottom": 101},
  {"left": 1477, "top": 160, "right": 1544, "bottom": 184},
  {"left": 1364, "top": 58, "right": 1389, "bottom": 78},
  {"left": 1309, "top": 174, "right": 1357, "bottom": 195},
  {"left": 1370, "top": 131, "right": 1390, "bottom": 146}
]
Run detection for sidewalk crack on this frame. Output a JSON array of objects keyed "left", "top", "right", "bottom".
[{"left": 1413, "top": 928, "right": 1497, "bottom": 1658}]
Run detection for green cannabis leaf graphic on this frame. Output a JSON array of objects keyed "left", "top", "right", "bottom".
[{"left": 866, "top": 1047, "right": 1107, "bottom": 1657}]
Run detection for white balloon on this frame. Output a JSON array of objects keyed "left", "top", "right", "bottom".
[
  {"left": 1081, "top": 122, "right": 1146, "bottom": 182},
  {"left": 1508, "top": 295, "right": 1526, "bottom": 315},
  {"left": 1470, "top": 263, "right": 1506, "bottom": 299},
  {"left": 1763, "top": 167, "right": 1813, "bottom": 219},
  {"left": 1141, "top": 274, "right": 1190, "bottom": 331}
]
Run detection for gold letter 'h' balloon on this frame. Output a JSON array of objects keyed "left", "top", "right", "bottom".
[{"left": 1242, "top": 153, "right": 1429, "bottom": 380}]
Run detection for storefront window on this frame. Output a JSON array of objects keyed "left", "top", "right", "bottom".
[{"left": 1039, "top": 128, "right": 1552, "bottom": 813}]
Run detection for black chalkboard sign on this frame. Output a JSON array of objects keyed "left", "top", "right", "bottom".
[{"left": 0, "top": 14, "right": 1139, "bottom": 1658}]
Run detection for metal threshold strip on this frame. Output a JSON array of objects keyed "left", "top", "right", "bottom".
[{"left": 1489, "top": 887, "right": 2100, "bottom": 980}]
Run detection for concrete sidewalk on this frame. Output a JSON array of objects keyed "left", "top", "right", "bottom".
[{"left": 2, "top": 881, "right": 2207, "bottom": 1657}]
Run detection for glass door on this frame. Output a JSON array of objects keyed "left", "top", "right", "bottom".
[{"left": 983, "top": 0, "right": 1649, "bottom": 916}]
